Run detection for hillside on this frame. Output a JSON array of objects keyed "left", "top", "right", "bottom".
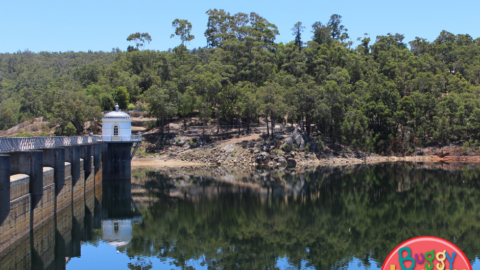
[{"left": 2, "top": 11, "right": 480, "bottom": 155}]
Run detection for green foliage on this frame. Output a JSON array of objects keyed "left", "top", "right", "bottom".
[
  {"left": 127, "top": 32, "right": 152, "bottom": 50},
  {"left": 3, "top": 11, "right": 480, "bottom": 149},
  {"left": 146, "top": 120, "right": 156, "bottom": 130},
  {"left": 136, "top": 102, "right": 147, "bottom": 111},
  {"left": 127, "top": 103, "right": 136, "bottom": 110},
  {"left": 317, "top": 137, "right": 324, "bottom": 150},
  {"left": 115, "top": 86, "right": 130, "bottom": 110},
  {"left": 9, "top": 131, "right": 35, "bottom": 137},
  {"left": 305, "top": 142, "right": 310, "bottom": 154},
  {"left": 463, "top": 141, "right": 471, "bottom": 152},
  {"left": 283, "top": 143, "right": 291, "bottom": 152},
  {"left": 63, "top": 122, "right": 77, "bottom": 136},
  {"left": 3, "top": 108, "right": 15, "bottom": 130},
  {"left": 170, "top": 19, "right": 195, "bottom": 47}
]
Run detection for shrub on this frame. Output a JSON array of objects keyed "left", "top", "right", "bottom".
[
  {"left": 305, "top": 143, "right": 310, "bottom": 154},
  {"left": 284, "top": 143, "right": 291, "bottom": 152},
  {"left": 41, "top": 123, "right": 49, "bottom": 132},
  {"left": 462, "top": 141, "right": 470, "bottom": 152},
  {"left": 127, "top": 103, "right": 136, "bottom": 110},
  {"left": 136, "top": 102, "right": 147, "bottom": 111},
  {"left": 472, "top": 140, "right": 478, "bottom": 148},
  {"left": 9, "top": 131, "right": 35, "bottom": 138},
  {"left": 63, "top": 122, "right": 77, "bottom": 136},
  {"left": 407, "top": 148, "right": 414, "bottom": 153},
  {"left": 146, "top": 120, "right": 157, "bottom": 129},
  {"left": 318, "top": 140, "right": 324, "bottom": 150},
  {"left": 30, "top": 124, "right": 40, "bottom": 132},
  {"left": 293, "top": 143, "right": 298, "bottom": 149}
]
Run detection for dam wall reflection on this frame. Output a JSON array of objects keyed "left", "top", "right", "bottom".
[{"left": 0, "top": 163, "right": 140, "bottom": 269}]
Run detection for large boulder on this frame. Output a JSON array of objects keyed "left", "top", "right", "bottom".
[
  {"left": 293, "top": 129, "right": 303, "bottom": 146},
  {"left": 175, "top": 137, "right": 188, "bottom": 146},
  {"left": 287, "top": 157, "right": 296, "bottom": 166},
  {"left": 283, "top": 129, "right": 307, "bottom": 151},
  {"left": 188, "top": 143, "right": 199, "bottom": 149},
  {"left": 278, "top": 156, "right": 287, "bottom": 165},
  {"left": 222, "top": 144, "right": 235, "bottom": 153},
  {"left": 255, "top": 152, "right": 270, "bottom": 164}
]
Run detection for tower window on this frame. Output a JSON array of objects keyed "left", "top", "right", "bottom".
[{"left": 114, "top": 126, "right": 119, "bottom": 136}]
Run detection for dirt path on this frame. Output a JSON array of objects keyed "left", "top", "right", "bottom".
[{"left": 216, "top": 133, "right": 260, "bottom": 147}]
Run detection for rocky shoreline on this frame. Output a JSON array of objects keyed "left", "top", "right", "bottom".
[{"left": 134, "top": 130, "right": 480, "bottom": 168}]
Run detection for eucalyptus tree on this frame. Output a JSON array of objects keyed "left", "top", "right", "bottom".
[
  {"left": 145, "top": 83, "right": 179, "bottom": 134},
  {"left": 258, "top": 82, "right": 287, "bottom": 137},
  {"left": 126, "top": 32, "right": 152, "bottom": 51},
  {"left": 171, "top": 19, "right": 195, "bottom": 48}
]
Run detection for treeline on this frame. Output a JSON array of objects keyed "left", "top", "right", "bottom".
[{"left": 2, "top": 10, "right": 480, "bottom": 153}]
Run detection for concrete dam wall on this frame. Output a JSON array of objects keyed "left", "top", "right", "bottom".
[{"left": 0, "top": 143, "right": 104, "bottom": 270}]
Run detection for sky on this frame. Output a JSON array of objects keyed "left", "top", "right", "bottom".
[{"left": 1, "top": 0, "right": 480, "bottom": 53}]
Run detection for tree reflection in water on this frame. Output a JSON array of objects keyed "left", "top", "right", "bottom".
[{"left": 118, "top": 163, "right": 480, "bottom": 269}]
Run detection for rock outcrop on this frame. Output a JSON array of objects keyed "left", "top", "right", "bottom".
[{"left": 283, "top": 129, "right": 308, "bottom": 151}]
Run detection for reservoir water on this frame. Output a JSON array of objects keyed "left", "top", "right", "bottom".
[{"left": 2, "top": 163, "right": 480, "bottom": 270}]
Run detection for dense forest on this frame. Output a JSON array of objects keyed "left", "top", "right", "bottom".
[{"left": 2, "top": 10, "right": 480, "bottom": 154}]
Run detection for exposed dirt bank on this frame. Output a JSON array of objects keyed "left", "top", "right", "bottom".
[{"left": 132, "top": 158, "right": 204, "bottom": 168}]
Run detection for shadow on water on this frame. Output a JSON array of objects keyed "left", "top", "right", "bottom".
[{"left": 2, "top": 162, "right": 480, "bottom": 269}]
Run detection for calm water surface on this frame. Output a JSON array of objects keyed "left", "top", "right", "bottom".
[{"left": 7, "top": 163, "right": 480, "bottom": 270}]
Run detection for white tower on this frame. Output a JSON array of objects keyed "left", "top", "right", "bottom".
[{"left": 102, "top": 104, "right": 132, "bottom": 141}]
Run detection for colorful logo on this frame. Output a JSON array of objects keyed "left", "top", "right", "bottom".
[{"left": 382, "top": 236, "right": 472, "bottom": 270}]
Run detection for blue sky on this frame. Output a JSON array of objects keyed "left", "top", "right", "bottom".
[{"left": 1, "top": 0, "right": 479, "bottom": 53}]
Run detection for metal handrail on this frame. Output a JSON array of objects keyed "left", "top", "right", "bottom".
[
  {"left": 101, "top": 135, "right": 142, "bottom": 142},
  {"left": 0, "top": 135, "right": 142, "bottom": 153}
]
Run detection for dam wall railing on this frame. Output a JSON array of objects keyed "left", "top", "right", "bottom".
[
  {"left": 0, "top": 136, "right": 102, "bottom": 154},
  {"left": 0, "top": 135, "right": 143, "bottom": 154}
]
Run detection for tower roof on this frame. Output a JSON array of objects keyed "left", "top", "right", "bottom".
[
  {"left": 103, "top": 111, "right": 131, "bottom": 119},
  {"left": 103, "top": 103, "right": 131, "bottom": 120}
]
